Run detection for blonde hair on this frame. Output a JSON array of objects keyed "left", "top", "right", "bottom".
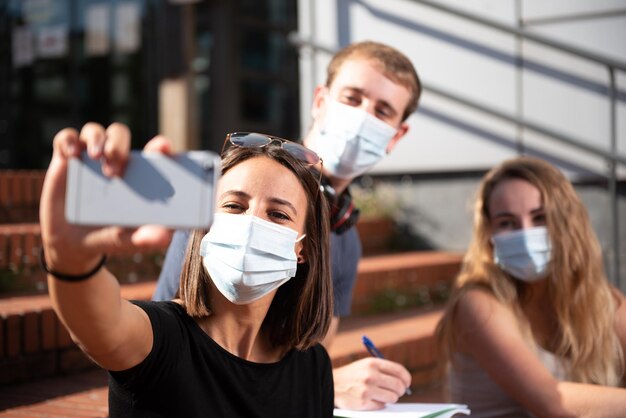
[
  {"left": 326, "top": 41, "right": 421, "bottom": 121},
  {"left": 436, "top": 156, "right": 623, "bottom": 385}
]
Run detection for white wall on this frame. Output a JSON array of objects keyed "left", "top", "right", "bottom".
[{"left": 297, "top": 0, "right": 626, "bottom": 178}]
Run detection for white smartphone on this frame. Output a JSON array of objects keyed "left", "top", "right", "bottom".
[{"left": 65, "top": 150, "right": 220, "bottom": 229}]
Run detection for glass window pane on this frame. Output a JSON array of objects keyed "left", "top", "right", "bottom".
[
  {"left": 237, "top": 0, "right": 296, "bottom": 26},
  {"left": 240, "top": 28, "right": 297, "bottom": 73}
]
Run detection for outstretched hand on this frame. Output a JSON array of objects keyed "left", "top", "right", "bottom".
[
  {"left": 40, "top": 122, "right": 173, "bottom": 275},
  {"left": 333, "top": 357, "right": 412, "bottom": 410}
]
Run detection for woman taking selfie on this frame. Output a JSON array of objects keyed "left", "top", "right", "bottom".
[
  {"left": 436, "top": 156, "right": 626, "bottom": 417},
  {"left": 39, "top": 124, "right": 334, "bottom": 417}
]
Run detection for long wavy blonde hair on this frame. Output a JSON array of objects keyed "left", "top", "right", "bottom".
[{"left": 436, "top": 156, "right": 623, "bottom": 385}]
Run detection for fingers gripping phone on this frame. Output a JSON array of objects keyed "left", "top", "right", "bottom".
[{"left": 66, "top": 150, "right": 220, "bottom": 229}]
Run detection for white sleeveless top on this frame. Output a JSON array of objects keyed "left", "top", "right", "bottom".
[{"left": 448, "top": 346, "right": 567, "bottom": 418}]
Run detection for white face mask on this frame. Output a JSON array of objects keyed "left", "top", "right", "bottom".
[
  {"left": 309, "top": 98, "right": 398, "bottom": 179},
  {"left": 200, "top": 213, "right": 305, "bottom": 305},
  {"left": 492, "top": 226, "right": 552, "bottom": 282}
]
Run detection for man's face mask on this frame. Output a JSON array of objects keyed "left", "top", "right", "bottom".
[
  {"left": 308, "top": 98, "right": 398, "bottom": 179},
  {"left": 200, "top": 213, "right": 305, "bottom": 304},
  {"left": 492, "top": 226, "right": 552, "bottom": 282}
]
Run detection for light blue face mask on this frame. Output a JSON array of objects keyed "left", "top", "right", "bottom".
[
  {"left": 492, "top": 226, "right": 552, "bottom": 282},
  {"left": 308, "top": 99, "right": 397, "bottom": 179},
  {"left": 200, "top": 213, "right": 305, "bottom": 305}
]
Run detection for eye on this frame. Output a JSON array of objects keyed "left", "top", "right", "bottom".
[
  {"left": 533, "top": 213, "right": 547, "bottom": 226},
  {"left": 340, "top": 94, "right": 360, "bottom": 106},
  {"left": 376, "top": 107, "right": 392, "bottom": 119},
  {"left": 268, "top": 210, "right": 291, "bottom": 222},
  {"left": 493, "top": 218, "right": 517, "bottom": 232},
  {"left": 221, "top": 201, "right": 245, "bottom": 213}
]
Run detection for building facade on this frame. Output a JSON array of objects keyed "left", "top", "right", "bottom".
[{"left": 1, "top": 0, "right": 300, "bottom": 169}]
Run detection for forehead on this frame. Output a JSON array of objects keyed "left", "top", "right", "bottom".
[
  {"left": 218, "top": 156, "right": 307, "bottom": 201},
  {"left": 488, "top": 178, "right": 542, "bottom": 215},
  {"left": 329, "top": 59, "right": 411, "bottom": 108}
]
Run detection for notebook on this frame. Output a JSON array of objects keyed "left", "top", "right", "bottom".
[{"left": 333, "top": 403, "right": 470, "bottom": 418}]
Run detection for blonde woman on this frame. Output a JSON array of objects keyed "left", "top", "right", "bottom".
[{"left": 436, "top": 156, "right": 626, "bottom": 417}]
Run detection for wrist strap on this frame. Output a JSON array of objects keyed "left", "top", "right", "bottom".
[{"left": 39, "top": 248, "right": 107, "bottom": 282}]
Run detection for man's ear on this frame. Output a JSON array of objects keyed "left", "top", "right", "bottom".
[
  {"left": 386, "top": 121, "right": 410, "bottom": 153},
  {"left": 311, "top": 85, "right": 327, "bottom": 120}
]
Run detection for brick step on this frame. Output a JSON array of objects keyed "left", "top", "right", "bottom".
[
  {"left": 0, "top": 223, "right": 165, "bottom": 296},
  {"left": 329, "top": 306, "right": 444, "bottom": 392},
  {"left": 0, "top": 251, "right": 460, "bottom": 386},
  {"left": 0, "top": 170, "right": 45, "bottom": 225},
  {"left": 0, "top": 222, "right": 462, "bottom": 306},
  {"left": 0, "top": 308, "right": 445, "bottom": 416},
  {"left": 352, "top": 251, "right": 462, "bottom": 315},
  {"left": 0, "top": 369, "right": 109, "bottom": 417},
  {"left": 0, "top": 282, "right": 156, "bottom": 385}
]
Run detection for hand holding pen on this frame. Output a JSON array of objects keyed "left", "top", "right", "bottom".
[{"left": 362, "top": 335, "right": 413, "bottom": 396}]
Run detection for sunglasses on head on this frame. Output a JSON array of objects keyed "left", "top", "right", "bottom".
[
  {"left": 223, "top": 132, "right": 324, "bottom": 199},
  {"left": 223, "top": 132, "right": 322, "bottom": 167}
]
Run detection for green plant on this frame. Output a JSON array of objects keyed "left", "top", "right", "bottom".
[
  {"left": 366, "top": 282, "right": 452, "bottom": 315},
  {"left": 351, "top": 182, "right": 404, "bottom": 220},
  {"left": 0, "top": 267, "right": 45, "bottom": 295}
]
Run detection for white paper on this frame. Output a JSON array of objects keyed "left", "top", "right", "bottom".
[
  {"left": 85, "top": 3, "right": 110, "bottom": 56},
  {"left": 333, "top": 403, "right": 470, "bottom": 418},
  {"left": 115, "top": 2, "right": 140, "bottom": 54},
  {"left": 12, "top": 26, "right": 35, "bottom": 68}
]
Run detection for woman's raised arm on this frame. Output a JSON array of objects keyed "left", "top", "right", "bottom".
[{"left": 40, "top": 123, "right": 171, "bottom": 371}]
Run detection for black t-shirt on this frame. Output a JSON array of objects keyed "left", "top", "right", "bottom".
[{"left": 109, "top": 301, "right": 334, "bottom": 417}]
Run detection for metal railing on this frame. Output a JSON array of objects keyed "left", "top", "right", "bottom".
[{"left": 289, "top": 0, "right": 626, "bottom": 286}]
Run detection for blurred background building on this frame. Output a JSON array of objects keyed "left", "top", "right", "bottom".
[
  {"left": 1, "top": 0, "right": 301, "bottom": 167},
  {"left": 2, "top": 0, "right": 625, "bottom": 287}
]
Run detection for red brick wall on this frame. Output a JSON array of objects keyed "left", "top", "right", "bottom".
[{"left": 0, "top": 282, "right": 155, "bottom": 385}]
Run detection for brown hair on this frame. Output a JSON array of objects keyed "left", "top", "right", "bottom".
[
  {"left": 436, "top": 156, "right": 623, "bottom": 385},
  {"left": 326, "top": 41, "right": 421, "bottom": 121},
  {"left": 178, "top": 144, "right": 333, "bottom": 351}
]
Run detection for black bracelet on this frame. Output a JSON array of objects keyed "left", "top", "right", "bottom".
[{"left": 39, "top": 248, "right": 107, "bottom": 282}]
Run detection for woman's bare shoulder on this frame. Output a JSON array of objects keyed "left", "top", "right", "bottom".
[
  {"left": 453, "top": 285, "right": 521, "bottom": 351},
  {"left": 456, "top": 286, "right": 511, "bottom": 324}
]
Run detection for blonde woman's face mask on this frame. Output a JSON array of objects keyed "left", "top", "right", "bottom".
[{"left": 488, "top": 178, "right": 550, "bottom": 281}]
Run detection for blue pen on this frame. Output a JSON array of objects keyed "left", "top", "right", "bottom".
[{"left": 362, "top": 335, "right": 412, "bottom": 396}]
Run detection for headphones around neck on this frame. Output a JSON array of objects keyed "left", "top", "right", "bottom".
[{"left": 320, "top": 176, "right": 360, "bottom": 235}]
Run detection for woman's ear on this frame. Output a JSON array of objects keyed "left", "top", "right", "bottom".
[{"left": 295, "top": 240, "right": 307, "bottom": 264}]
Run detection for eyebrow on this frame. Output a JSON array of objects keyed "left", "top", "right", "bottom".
[
  {"left": 269, "top": 197, "right": 298, "bottom": 216},
  {"left": 530, "top": 207, "right": 545, "bottom": 216},
  {"left": 219, "top": 190, "right": 298, "bottom": 216},
  {"left": 491, "top": 206, "right": 545, "bottom": 219}
]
